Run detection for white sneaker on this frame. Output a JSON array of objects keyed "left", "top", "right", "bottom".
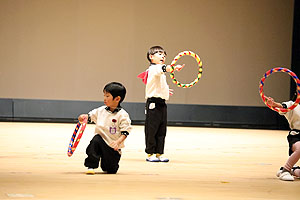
[
  {"left": 279, "top": 171, "right": 294, "bottom": 181},
  {"left": 276, "top": 166, "right": 300, "bottom": 177},
  {"left": 276, "top": 167, "right": 283, "bottom": 177},
  {"left": 146, "top": 154, "right": 159, "bottom": 162},
  {"left": 156, "top": 154, "right": 169, "bottom": 162},
  {"left": 86, "top": 168, "right": 95, "bottom": 175},
  {"left": 292, "top": 166, "right": 300, "bottom": 177}
]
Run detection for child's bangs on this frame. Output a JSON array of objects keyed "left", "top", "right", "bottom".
[
  {"left": 155, "top": 50, "right": 165, "bottom": 54},
  {"left": 153, "top": 49, "right": 166, "bottom": 56},
  {"left": 149, "top": 46, "right": 166, "bottom": 56}
]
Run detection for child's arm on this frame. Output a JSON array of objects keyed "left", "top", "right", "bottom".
[
  {"left": 110, "top": 135, "right": 127, "bottom": 151},
  {"left": 166, "top": 64, "right": 185, "bottom": 72},
  {"left": 266, "top": 97, "right": 283, "bottom": 108},
  {"left": 111, "top": 113, "right": 132, "bottom": 151}
]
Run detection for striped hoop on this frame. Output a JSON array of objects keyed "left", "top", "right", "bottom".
[
  {"left": 67, "top": 119, "right": 87, "bottom": 157},
  {"left": 259, "top": 67, "right": 300, "bottom": 112},
  {"left": 170, "top": 51, "right": 203, "bottom": 88}
]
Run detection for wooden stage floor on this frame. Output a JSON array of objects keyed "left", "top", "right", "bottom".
[{"left": 0, "top": 122, "right": 300, "bottom": 200}]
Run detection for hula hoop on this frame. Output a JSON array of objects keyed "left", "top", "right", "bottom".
[
  {"left": 259, "top": 67, "right": 300, "bottom": 113},
  {"left": 67, "top": 119, "right": 87, "bottom": 157},
  {"left": 170, "top": 51, "right": 203, "bottom": 88}
]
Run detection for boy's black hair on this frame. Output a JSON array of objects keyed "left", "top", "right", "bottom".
[
  {"left": 147, "top": 46, "right": 167, "bottom": 63},
  {"left": 103, "top": 82, "right": 126, "bottom": 105}
]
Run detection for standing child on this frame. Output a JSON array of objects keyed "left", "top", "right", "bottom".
[
  {"left": 78, "top": 82, "right": 132, "bottom": 174},
  {"left": 266, "top": 96, "right": 300, "bottom": 181},
  {"left": 139, "top": 46, "right": 184, "bottom": 162}
]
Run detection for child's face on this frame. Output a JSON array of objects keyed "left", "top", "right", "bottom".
[
  {"left": 149, "top": 52, "right": 166, "bottom": 65},
  {"left": 103, "top": 91, "right": 119, "bottom": 108}
]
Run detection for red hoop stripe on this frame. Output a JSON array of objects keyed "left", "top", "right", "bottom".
[
  {"left": 67, "top": 119, "right": 87, "bottom": 157},
  {"left": 169, "top": 50, "right": 203, "bottom": 88}
]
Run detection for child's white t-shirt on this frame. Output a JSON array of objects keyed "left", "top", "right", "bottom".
[
  {"left": 145, "top": 64, "right": 169, "bottom": 100},
  {"left": 280, "top": 101, "right": 300, "bottom": 130},
  {"left": 88, "top": 106, "right": 132, "bottom": 149}
]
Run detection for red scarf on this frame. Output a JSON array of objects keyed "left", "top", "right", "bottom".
[{"left": 137, "top": 70, "right": 148, "bottom": 84}]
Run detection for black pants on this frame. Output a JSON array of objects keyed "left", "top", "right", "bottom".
[
  {"left": 287, "top": 129, "right": 300, "bottom": 156},
  {"left": 84, "top": 134, "right": 121, "bottom": 174},
  {"left": 145, "top": 97, "right": 167, "bottom": 154}
]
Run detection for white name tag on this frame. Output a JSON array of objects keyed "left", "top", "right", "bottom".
[{"left": 149, "top": 103, "right": 155, "bottom": 109}]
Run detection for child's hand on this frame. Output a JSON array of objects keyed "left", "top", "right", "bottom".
[
  {"left": 265, "top": 96, "right": 283, "bottom": 109},
  {"left": 175, "top": 64, "right": 185, "bottom": 71},
  {"left": 169, "top": 89, "right": 174, "bottom": 96},
  {"left": 266, "top": 97, "right": 275, "bottom": 106},
  {"left": 78, "top": 114, "right": 88, "bottom": 123},
  {"left": 110, "top": 141, "right": 119, "bottom": 151}
]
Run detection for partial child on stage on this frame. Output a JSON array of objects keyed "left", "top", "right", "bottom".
[
  {"left": 266, "top": 95, "right": 300, "bottom": 181},
  {"left": 138, "top": 46, "right": 184, "bottom": 162},
  {"left": 78, "top": 82, "right": 132, "bottom": 174}
]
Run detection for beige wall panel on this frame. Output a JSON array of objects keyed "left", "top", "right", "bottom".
[{"left": 0, "top": 0, "right": 294, "bottom": 106}]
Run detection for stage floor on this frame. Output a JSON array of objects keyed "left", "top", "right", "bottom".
[{"left": 0, "top": 122, "right": 299, "bottom": 200}]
